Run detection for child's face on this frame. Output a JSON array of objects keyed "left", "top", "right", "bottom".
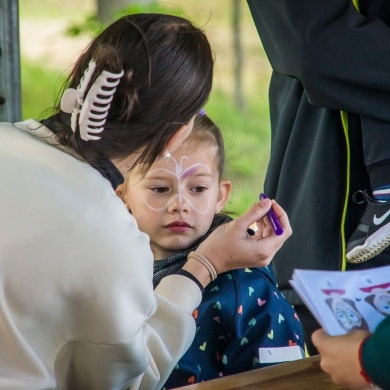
[{"left": 117, "top": 142, "right": 231, "bottom": 259}]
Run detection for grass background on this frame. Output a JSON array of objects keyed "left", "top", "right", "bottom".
[{"left": 18, "top": 0, "right": 272, "bottom": 216}]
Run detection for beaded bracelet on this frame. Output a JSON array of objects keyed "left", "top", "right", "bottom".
[{"left": 188, "top": 251, "right": 217, "bottom": 281}]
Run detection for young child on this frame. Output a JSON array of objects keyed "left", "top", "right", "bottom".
[{"left": 116, "top": 113, "right": 305, "bottom": 388}]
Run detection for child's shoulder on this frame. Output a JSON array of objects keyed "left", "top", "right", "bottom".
[
  {"left": 221, "top": 266, "right": 275, "bottom": 281},
  {"left": 205, "top": 266, "right": 277, "bottom": 293}
]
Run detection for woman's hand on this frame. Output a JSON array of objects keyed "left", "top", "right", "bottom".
[
  {"left": 193, "top": 198, "right": 292, "bottom": 275},
  {"left": 312, "top": 329, "right": 373, "bottom": 390}
]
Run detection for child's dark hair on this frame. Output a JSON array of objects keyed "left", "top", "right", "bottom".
[
  {"left": 184, "top": 113, "right": 225, "bottom": 179},
  {"left": 44, "top": 13, "right": 213, "bottom": 173}
]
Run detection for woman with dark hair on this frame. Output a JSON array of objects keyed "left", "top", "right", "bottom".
[{"left": 0, "top": 13, "right": 291, "bottom": 389}]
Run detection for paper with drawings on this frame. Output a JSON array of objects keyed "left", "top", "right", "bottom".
[{"left": 290, "top": 265, "right": 390, "bottom": 336}]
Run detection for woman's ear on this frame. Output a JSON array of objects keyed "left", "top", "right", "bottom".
[
  {"left": 161, "top": 116, "right": 195, "bottom": 157},
  {"left": 215, "top": 180, "right": 233, "bottom": 213}
]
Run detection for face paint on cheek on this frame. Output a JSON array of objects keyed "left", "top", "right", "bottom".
[{"left": 144, "top": 155, "right": 211, "bottom": 214}]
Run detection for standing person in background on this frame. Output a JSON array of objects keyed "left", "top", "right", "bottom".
[
  {"left": 116, "top": 113, "right": 305, "bottom": 389},
  {"left": 247, "top": 0, "right": 390, "bottom": 354},
  {"left": 0, "top": 13, "right": 292, "bottom": 389}
]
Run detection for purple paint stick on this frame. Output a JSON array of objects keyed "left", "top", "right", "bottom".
[{"left": 259, "top": 193, "right": 283, "bottom": 236}]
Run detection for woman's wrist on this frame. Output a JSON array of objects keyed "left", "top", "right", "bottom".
[
  {"left": 358, "top": 335, "right": 374, "bottom": 386},
  {"left": 175, "top": 269, "right": 205, "bottom": 293},
  {"left": 188, "top": 252, "right": 217, "bottom": 280},
  {"left": 182, "top": 252, "right": 216, "bottom": 288}
]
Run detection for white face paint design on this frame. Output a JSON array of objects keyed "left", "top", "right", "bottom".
[{"left": 144, "top": 155, "right": 211, "bottom": 214}]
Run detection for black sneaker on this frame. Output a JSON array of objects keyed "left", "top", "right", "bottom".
[{"left": 346, "top": 190, "right": 390, "bottom": 263}]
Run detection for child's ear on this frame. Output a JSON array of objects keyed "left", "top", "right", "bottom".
[
  {"left": 115, "top": 184, "right": 126, "bottom": 203},
  {"left": 215, "top": 180, "right": 233, "bottom": 213},
  {"left": 115, "top": 185, "right": 132, "bottom": 212}
]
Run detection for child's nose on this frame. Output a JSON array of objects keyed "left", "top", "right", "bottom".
[{"left": 167, "top": 195, "right": 190, "bottom": 213}]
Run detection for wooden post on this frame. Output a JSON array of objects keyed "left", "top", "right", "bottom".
[{"left": 0, "top": 0, "right": 21, "bottom": 121}]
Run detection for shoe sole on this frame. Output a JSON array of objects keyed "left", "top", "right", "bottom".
[{"left": 346, "top": 223, "right": 390, "bottom": 264}]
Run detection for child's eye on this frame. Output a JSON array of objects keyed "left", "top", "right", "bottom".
[
  {"left": 150, "top": 186, "right": 169, "bottom": 194},
  {"left": 190, "top": 186, "right": 207, "bottom": 193}
]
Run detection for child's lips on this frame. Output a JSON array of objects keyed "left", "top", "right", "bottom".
[{"left": 165, "top": 221, "right": 192, "bottom": 232}]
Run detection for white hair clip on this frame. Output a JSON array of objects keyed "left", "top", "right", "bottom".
[{"left": 60, "top": 60, "right": 124, "bottom": 141}]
